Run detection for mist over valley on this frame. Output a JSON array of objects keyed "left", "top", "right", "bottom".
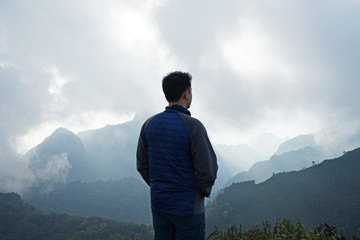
[
  {"left": 1, "top": 0, "right": 360, "bottom": 238},
  {"left": 0, "top": 120, "right": 359, "bottom": 238}
]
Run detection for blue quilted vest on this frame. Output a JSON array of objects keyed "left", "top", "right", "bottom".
[{"left": 144, "top": 105, "right": 196, "bottom": 216}]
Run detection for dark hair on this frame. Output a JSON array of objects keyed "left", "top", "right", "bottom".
[{"left": 162, "top": 71, "right": 192, "bottom": 102}]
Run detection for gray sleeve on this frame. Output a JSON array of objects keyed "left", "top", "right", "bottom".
[
  {"left": 180, "top": 114, "right": 218, "bottom": 197},
  {"left": 136, "top": 122, "right": 150, "bottom": 186}
]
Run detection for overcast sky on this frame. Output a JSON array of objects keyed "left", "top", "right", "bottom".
[{"left": 1, "top": 0, "right": 360, "bottom": 191}]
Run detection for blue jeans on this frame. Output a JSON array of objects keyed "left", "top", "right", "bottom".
[{"left": 152, "top": 210, "right": 205, "bottom": 240}]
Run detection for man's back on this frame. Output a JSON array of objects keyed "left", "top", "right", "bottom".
[
  {"left": 146, "top": 106, "right": 196, "bottom": 215},
  {"left": 136, "top": 71, "right": 217, "bottom": 239}
]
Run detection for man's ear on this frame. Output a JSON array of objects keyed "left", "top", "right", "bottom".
[{"left": 183, "top": 89, "right": 190, "bottom": 100}]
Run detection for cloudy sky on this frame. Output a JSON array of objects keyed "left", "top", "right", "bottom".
[{"left": 1, "top": 0, "right": 360, "bottom": 191}]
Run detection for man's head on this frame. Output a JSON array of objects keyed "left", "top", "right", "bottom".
[{"left": 162, "top": 71, "right": 192, "bottom": 108}]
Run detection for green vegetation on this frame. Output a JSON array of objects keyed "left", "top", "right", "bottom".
[
  {"left": 0, "top": 193, "right": 153, "bottom": 240},
  {"left": 3, "top": 145, "right": 360, "bottom": 239},
  {"left": 2, "top": 192, "right": 360, "bottom": 240},
  {"left": 206, "top": 148, "right": 360, "bottom": 237},
  {"left": 207, "top": 219, "right": 359, "bottom": 240},
  {"left": 22, "top": 178, "right": 151, "bottom": 225}
]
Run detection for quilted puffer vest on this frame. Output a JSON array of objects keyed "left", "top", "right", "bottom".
[{"left": 144, "top": 106, "right": 196, "bottom": 216}]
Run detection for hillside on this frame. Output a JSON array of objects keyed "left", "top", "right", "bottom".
[
  {"left": 77, "top": 121, "right": 142, "bottom": 181},
  {"left": 22, "top": 178, "right": 152, "bottom": 225},
  {"left": 275, "top": 134, "right": 316, "bottom": 155},
  {"left": 226, "top": 145, "right": 335, "bottom": 186},
  {"left": 4, "top": 193, "right": 354, "bottom": 240},
  {"left": 26, "top": 121, "right": 144, "bottom": 183},
  {"left": 24, "top": 121, "right": 231, "bottom": 196},
  {"left": 206, "top": 147, "right": 360, "bottom": 237},
  {"left": 0, "top": 192, "right": 153, "bottom": 240}
]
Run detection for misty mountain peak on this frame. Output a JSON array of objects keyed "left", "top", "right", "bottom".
[
  {"left": 37, "top": 127, "right": 83, "bottom": 154},
  {"left": 52, "top": 127, "right": 74, "bottom": 135},
  {"left": 275, "top": 134, "right": 315, "bottom": 155},
  {"left": 27, "top": 127, "right": 88, "bottom": 183}
]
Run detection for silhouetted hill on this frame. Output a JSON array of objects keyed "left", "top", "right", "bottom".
[
  {"left": 206, "top": 147, "right": 360, "bottom": 237},
  {"left": 226, "top": 145, "right": 334, "bottom": 186},
  {"left": 0, "top": 192, "right": 153, "bottom": 239},
  {"left": 22, "top": 177, "right": 151, "bottom": 225}
]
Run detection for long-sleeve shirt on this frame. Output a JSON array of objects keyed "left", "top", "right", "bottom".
[{"left": 136, "top": 105, "right": 218, "bottom": 216}]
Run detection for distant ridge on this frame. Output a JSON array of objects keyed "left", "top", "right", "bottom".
[
  {"left": 25, "top": 120, "right": 231, "bottom": 195},
  {"left": 26, "top": 121, "right": 143, "bottom": 183},
  {"left": 206, "top": 147, "right": 360, "bottom": 237},
  {"left": 225, "top": 145, "right": 334, "bottom": 186},
  {"left": 0, "top": 192, "right": 153, "bottom": 239},
  {"left": 275, "top": 134, "right": 315, "bottom": 155},
  {"left": 22, "top": 177, "right": 152, "bottom": 225}
]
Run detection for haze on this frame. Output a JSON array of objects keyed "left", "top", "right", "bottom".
[{"left": 1, "top": 0, "right": 360, "bottom": 192}]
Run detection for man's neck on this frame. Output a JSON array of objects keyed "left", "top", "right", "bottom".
[
  {"left": 168, "top": 101, "right": 188, "bottom": 109},
  {"left": 167, "top": 104, "right": 191, "bottom": 116}
]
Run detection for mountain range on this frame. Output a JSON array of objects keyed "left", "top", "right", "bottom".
[
  {"left": 26, "top": 121, "right": 143, "bottom": 183},
  {"left": 224, "top": 134, "right": 340, "bottom": 186},
  {"left": 5, "top": 146, "right": 360, "bottom": 238},
  {"left": 2, "top": 119, "right": 360, "bottom": 238},
  {"left": 25, "top": 120, "right": 233, "bottom": 193},
  {"left": 18, "top": 120, "right": 360, "bottom": 233},
  {"left": 22, "top": 177, "right": 152, "bottom": 225},
  {"left": 206, "top": 147, "right": 360, "bottom": 237},
  {"left": 24, "top": 120, "right": 355, "bottom": 197}
]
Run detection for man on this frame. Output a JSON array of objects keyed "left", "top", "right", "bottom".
[{"left": 136, "top": 71, "right": 218, "bottom": 240}]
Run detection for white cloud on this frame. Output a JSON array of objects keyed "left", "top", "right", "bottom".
[
  {"left": 0, "top": 154, "right": 35, "bottom": 193},
  {"left": 16, "top": 111, "right": 136, "bottom": 154},
  {"left": 31, "top": 153, "right": 71, "bottom": 184},
  {"left": 1, "top": 0, "right": 360, "bottom": 192},
  {"left": 46, "top": 66, "right": 69, "bottom": 107},
  {"left": 221, "top": 19, "right": 296, "bottom": 86}
]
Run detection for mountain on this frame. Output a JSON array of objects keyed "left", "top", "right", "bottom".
[
  {"left": 224, "top": 132, "right": 359, "bottom": 186},
  {"left": 225, "top": 143, "right": 336, "bottom": 186},
  {"left": 25, "top": 121, "right": 144, "bottom": 183},
  {"left": 275, "top": 134, "right": 316, "bottom": 155},
  {"left": 0, "top": 192, "right": 153, "bottom": 240},
  {"left": 206, "top": 147, "right": 360, "bottom": 237},
  {"left": 26, "top": 127, "right": 92, "bottom": 182},
  {"left": 207, "top": 154, "right": 232, "bottom": 197},
  {"left": 25, "top": 120, "right": 232, "bottom": 194},
  {"left": 76, "top": 120, "right": 142, "bottom": 181},
  {"left": 22, "top": 177, "right": 152, "bottom": 225},
  {"left": 218, "top": 135, "right": 324, "bottom": 187}
]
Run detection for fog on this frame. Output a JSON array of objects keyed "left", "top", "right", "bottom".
[{"left": 1, "top": 0, "right": 360, "bottom": 192}]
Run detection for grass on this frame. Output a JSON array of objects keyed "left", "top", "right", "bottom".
[{"left": 206, "top": 219, "right": 359, "bottom": 240}]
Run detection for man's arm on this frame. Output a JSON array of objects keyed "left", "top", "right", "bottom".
[
  {"left": 182, "top": 116, "right": 218, "bottom": 197},
  {"left": 136, "top": 123, "right": 150, "bottom": 186}
]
